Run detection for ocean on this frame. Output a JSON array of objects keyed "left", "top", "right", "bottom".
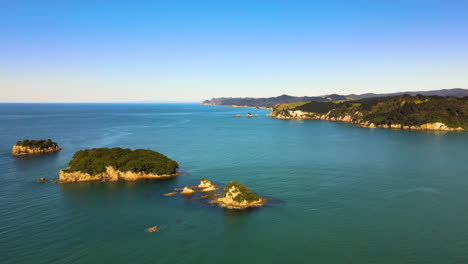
[{"left": 0, "top": 103, "right": 467, "bottom": 264}]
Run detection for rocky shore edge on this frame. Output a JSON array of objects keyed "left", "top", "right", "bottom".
[
  {"left": 12, "top": 145, "right": 61, "bottom": 155},
  {"left": 58, "top": 166, "right": 181, "bottom": 183},
  {"left": 270, "top": 110, "right": 466, "bottom": 132}
]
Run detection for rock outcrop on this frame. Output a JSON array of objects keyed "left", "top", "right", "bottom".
[
  {"left": 180, "top": 187, "right": 195, "bottom": 194},
  {"left": 12, "top": 145, "right": 61, "bottom": 155},
  {"left": 211, "top": 181, "right": 265, "bottom": 209},
  {"left": 58, "top": 166, "right": 179, "bottom": 183},
  {"left": 198, "top": 178, "right": 217, "bottom": 192},
  {"left": 37, "top": 178, "right": 46, "bottom": 183}
]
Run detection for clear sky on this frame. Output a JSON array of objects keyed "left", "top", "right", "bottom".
[{"left": 1, "top": 0, "right": 467, "bottom": 102}]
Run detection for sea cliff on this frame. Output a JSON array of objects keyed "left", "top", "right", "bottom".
[
  {"left": 59, "top": 148, "right": 179, "bottom": 182},
  {"left": 12, "top": 139, "right": 61, "bottom": 155},
  {"left": 271, "top": 110, "right": 465, "bottom": 131},
  {"left": 59, "top": 166, "right": 179, "bottom": 182}
]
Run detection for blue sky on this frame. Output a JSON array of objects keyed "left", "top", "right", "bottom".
[{"left": 1, "top": 0, "right": 467, "bottom": 102}]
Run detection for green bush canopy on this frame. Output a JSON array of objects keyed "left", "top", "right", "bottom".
[
  {"left": 63, "top": 148, "right": 179, "bottom": 175},
  {"left": 273, "top": 95, "right": 468, "bottom": 129},
  {"left": 16, "top": 139, "right": 58, "bottom": 149},
  {"left": 224, "top": 181, "right": 260, "bottom": 203}
]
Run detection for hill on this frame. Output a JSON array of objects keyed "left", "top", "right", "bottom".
[
  {"left": 201, "top": 88, "right": 468, "bottom": 108},
  {"left": 270, "top": 95, "right": 468, "bottom": 131}
]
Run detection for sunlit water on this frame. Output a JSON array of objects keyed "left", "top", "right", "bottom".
[{"left": 0, "top": 103, "right": 467, "bottom": 264}]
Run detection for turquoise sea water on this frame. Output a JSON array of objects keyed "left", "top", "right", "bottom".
[{"left": 0, "top": 103, "right": 467, "bottom": 264}]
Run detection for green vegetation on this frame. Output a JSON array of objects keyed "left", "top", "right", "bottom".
[
  {"left": 63, "top": 148, "right": 179, "bottom": 175},
  {"left": 272, "top": 95, "right": 468, "bottom": 129},
  {"left": 224, "top": 181, "right": 260, "bottom": 203},
  {"left": 16, "top": 139, "right": 58, "bottom": 149}
]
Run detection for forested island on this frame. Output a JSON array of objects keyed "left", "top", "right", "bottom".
[
  {"left": 12, "top": 139, "right": 61, "bottom": 155},
  {"left": 270, "top": 95, "right": 468, "bottom": 131},
  {"left": 58, "top": 148, "right": 179, "bottom": 182}
]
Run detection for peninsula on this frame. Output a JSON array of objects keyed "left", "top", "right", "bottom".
[
  {"left": 12, "top": 139, "right": 61, "bottom": 155},
  {"left": 270, "top": 95, "right": 468, "bottom": 131},
  {"left": 58, "top": 148, "right": 179, "bottom": 182}
]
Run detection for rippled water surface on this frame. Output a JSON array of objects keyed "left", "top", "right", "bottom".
[{"left": 0, "top": 103, "right": 467, "bottom": 264}]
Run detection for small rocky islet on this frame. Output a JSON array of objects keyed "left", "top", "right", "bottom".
[
  {"left": 14, "top": 143, "right": 266, "bottom": 210},
  {"left": 12, "top": 139, "right": 61, "bottom": 155},
  {"left": 166, "top": 178, "right": 265, "bottom": 210}
]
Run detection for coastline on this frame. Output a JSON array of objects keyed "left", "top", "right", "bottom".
[
  {"left": 200, "top": 103, "right": 272, "bottom": 110},
  {"left": 58, "top": 166, "right": 182, "bottom": 183},
  {"left": 270, "top": 111, "right": 466, "bottom": 132},
  {"left": 12, "top": 145, "right": 61, "bottom": 155}
]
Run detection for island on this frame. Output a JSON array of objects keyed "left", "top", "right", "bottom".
[
  {"left": 58, "top": 148, "right": 179, "bottom": 182},
  {"left": 270, "top": 95, "right": 468, "bottom": 131},
  {"left": 211, "top": 181, "right": 265, "bottom": 209},
  {"left": 12, "top": 139, "right": 61, "bottom": 155}
]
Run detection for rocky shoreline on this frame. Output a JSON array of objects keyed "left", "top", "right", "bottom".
[
  {"left": 58, "top": 166, "right": 181, "bottom": 183},
  {"left": 211, "top": 195, "right": 265, "bottom": 209},
  {"left": 270, "top": 110, "right": 466, "bottom": 132},
  {"left": 12, "top": 145, "right": 61, "bottom": 155}
]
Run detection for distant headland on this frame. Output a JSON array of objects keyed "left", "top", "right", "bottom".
[
  {"left": 270, "top": 95, "right": 468, "bottom": 132},
  {"left": 12, "top": 139, "right": 61, "bottom": 155},
  {"left": 201, "top": 88, "right": 468, "bottom": 108},
  {"left": 58, "top": 148, "right": 179, "bottom": 182}
]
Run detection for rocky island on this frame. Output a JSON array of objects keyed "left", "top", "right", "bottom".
[
  {"left": 270, "top": 95, "right": 468, "bottom": 132},
  {"left": 12, "top": 139, "right": 61, "bottom": 155},
  {"left": 58, "top": 148, "right": 179, "bottom": 182},
  {"left": 211, "top": 181, "right": 265, "bottom": 209}
]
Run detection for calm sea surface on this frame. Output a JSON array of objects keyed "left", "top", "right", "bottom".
[{"left": 0, "top": 103, "right": 467, "bottom": 264}]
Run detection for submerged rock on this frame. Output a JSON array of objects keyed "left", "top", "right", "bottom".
[
  {"left": 163, "top": 192, "right": 178, "bottom": 197},
  {"left": 146, "top": 226, "right": 159, "bottom": 232},
  {"left": 37, "top": 178, "right": 46, "bottom": 183}
]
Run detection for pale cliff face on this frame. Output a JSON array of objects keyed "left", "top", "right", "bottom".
[
  {"left": 12, "top": 145, "right": 61, "bottom": 155},
  {"left": 271, "top": 109, "right": 466, "bottom": 132},
  {"left": 58, "top": 166, "right": 178, "bottom": 182}
]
